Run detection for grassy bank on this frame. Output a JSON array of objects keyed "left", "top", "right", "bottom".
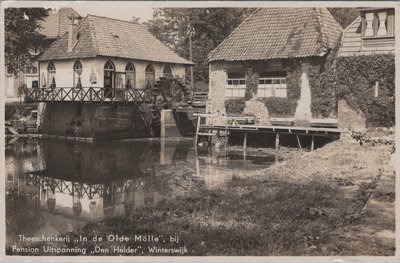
[{"left": 8, "top": 135, "right": 395, "bottom": 256}]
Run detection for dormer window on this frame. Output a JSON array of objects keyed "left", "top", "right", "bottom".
[{"left": 362, "top": 9, "right": 395, "bottom": 38}]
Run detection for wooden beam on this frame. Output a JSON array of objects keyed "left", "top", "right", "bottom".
[
  {"left": 311, "top": 135, "right": 315, "bottom": 151},
  {"left": 194, "top": 115, "right": 201, "bottom": 148},
  {"left": 296, "top": 135, "right": 303, "bottom": 150},
  {"left": 275, "top": 132, "right": 280, "bottom": 152},
  {"left": 243, "top": 132, "right": 247, "bottom": 152}
]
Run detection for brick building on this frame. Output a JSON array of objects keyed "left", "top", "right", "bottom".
[{"left": 207, "top": 8, "right": 342, "bottom": 125}]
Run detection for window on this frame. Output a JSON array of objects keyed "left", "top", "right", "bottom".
[
  {"left": 145, "top": 64, "right": 155, "bottom": 88},
  {"left": 73, "top": 60, "right": 83, "bottom": 88},
  {"left": 25, "top": 65, "right": 38, "bottom": 75},
  {"left": 362, "top": 9, "right": 395, "bottom": 37},
  {"left": 163, "top": 65, "right": 172, "bottom": 77},
  {"left": 125, "top": 62, "right": 135, "bottom": 89},
  {"left": 104, "top": 60, "right": 115, "bottom": 98},
  {"left": 257, "top": 71, "right": 287, "bottom": 98},
  {"left": 226, "top": 72, "right": 246, "bottom": 97},
  {"left": 48, "top": 62, "right": 56, "bottom": 88}
]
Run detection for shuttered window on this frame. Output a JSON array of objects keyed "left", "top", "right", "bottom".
[{"left": 362, "top": 9, "right": 395, "bottom": 38}]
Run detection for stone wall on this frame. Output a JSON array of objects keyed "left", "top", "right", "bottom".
[
  {"left": 242, "top": 100, "right": 270, "bottom": 125},
  {"left": 337, "top": 99, "right": 366, "bottom": 131},
  {"left": 40, "top": 103, "right": 149, "bottom": 140}
]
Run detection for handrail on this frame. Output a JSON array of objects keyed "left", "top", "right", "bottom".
[{"left": 25, "top": 87, "right": 157, "bottom": 103}]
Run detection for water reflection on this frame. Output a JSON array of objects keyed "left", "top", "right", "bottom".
[{"left": 6, "top": 137, "right": 278, "bottom": 244}]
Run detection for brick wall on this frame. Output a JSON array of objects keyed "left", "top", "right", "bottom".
[{"left": 40, "top": 103, "right": 149, "bottom": 140}]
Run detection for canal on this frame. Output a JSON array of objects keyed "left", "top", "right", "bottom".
[{"left": 5, "top": 137, "right": 282, "bottom": 247}]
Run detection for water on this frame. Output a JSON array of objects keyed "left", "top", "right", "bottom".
[{"left": 5, "top": 137, "right": 279, "bottom": 245}]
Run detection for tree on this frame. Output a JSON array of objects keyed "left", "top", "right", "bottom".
[
  {"left": 145, "top": 8, "right": 255, "bottom": 87},
  {"left": 5, "top": 8, "right": 48, "bottom": 74},
  {"left": 328, "top": 8, "right": 359, "bottom": 29}
]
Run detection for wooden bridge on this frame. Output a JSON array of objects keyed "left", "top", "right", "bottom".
[{"left": 194, "top": 114, "right": 344, "bottom": 152}]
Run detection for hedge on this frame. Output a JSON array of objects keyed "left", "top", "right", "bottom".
[
  {"left": 225, "top": 98, "right": 246, "bottom": 115},
  {"left": 336, "top": 54, "right": 395, "bottom": 127},
  {"left": 257, "top": 97, "right": 298, "bottom": 117}
]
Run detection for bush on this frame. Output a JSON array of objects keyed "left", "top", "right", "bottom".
[
  {"left": 225, "top": 98, "right": 246, "bottom": 115},
  {"left": 336, "top": 54, "right": 395, "bottom": 127},
  {"left": 258, "top": 97, "right": 298, "bottom": 117}
]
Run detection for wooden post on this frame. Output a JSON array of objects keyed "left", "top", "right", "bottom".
[
  {"left": 296, "top": 135, "right": 303, "bottom": 150},
  {"left": 311, "top": 135, "right": 315, "bottom": 151},
  {"left": 243, "top": 132, "right": 247, "bottom": 150},
  {"left": 194, "top": 115, "right": 201, "bottom": 148},
  {"left": 243, "top": 132, "right": 247, "bottom": 160},
  {"left": 275, "top": 132, "right": 280, "bottom": 152}
]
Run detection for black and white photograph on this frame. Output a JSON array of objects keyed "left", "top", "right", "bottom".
[{"left": 2, "top": 1, "right": 397, "bottom": 259}]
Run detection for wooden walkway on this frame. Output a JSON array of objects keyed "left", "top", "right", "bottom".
[{"left": 194, "top": 114, "right": 343, "bottom": 152}]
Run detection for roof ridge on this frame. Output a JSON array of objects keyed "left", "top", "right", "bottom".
[
  {"left": 87, "top": 16, "right": 100, "bottom": 55},
  {"left": 208, "top": 8, "right": 261, "bottom": 61},
  {"left": 315, "top": 8, "right": 329, "bottom": 51},
  {"left": 86, "top": 14, "right": 135, "bottom": 24}
]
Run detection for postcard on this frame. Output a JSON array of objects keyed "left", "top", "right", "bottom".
[{"left": 1, "top": 1, "right": 397, "bottom": 261}]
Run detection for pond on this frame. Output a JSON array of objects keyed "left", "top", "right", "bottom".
[{"left": 5, "top": 137, "right": 281, "bottom": 247}]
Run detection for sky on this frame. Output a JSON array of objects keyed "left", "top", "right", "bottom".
[{"left": 3, "top": 1, "right": 398, "bottom": 23}]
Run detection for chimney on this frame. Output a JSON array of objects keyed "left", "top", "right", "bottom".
[{"left": 67, "top": 13, "right": 74, "bottom": 52}]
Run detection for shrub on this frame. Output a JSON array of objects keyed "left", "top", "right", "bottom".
[
  {"left": 258, "top": 97, "right": 298, "bottom": 117},
  {"left": 225, "top": 98, "right": 246, "bottom": 115}
]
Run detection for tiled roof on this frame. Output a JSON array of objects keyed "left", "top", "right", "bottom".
[
  {"left": 38, "top": 15, "right": 193, "bottom": 65},
  {"left": 39, "top": 8, "right": 81, "bottom": 39},
  {"left": 208, "top": 8, "right": 342, "bottom": 62}
]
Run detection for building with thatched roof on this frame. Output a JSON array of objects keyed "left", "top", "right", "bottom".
[{"left": 207, "top": 8, "right": 342, "bottom": 125}]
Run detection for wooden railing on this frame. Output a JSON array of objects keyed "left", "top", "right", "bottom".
[
  {"left": 190, "top": 91, "right": 208, "bottom": 107},
  {"left": 25, "top": 87, "right": 158, "bottom": 103}
]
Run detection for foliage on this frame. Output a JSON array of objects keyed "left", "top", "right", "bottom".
[
  {"left": 282, "top": 59, "right": 302, "bottom": 100},
  {"left": 225, "top": 98, "right": 246, "bottom": 115},
  {"left": 258, "top": 97, "right": 298, "bottom": 117},
  {"left": 254, "top": 59, "right": 301, "bottom": 117},
  {"left": 328, "top": 8, "right": 359, "bottom": 29},
  {"left": 145, "top": 8, "right": 255, "bottom": 84},
  {"left": 5, "top": 8, "right": 48, "bottom": 74},
  {"left": 308, "top": 37, "right": 341, "bottom": 118},
  {"left": 244, "top": 66, "right": 259, "bottom": 100},
  {"left": 336, "top": 54, "right": 395, "bottom": 127}
]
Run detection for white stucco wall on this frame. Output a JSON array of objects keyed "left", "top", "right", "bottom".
[{"left": 39, "top": 57, "right": 187, "bottom": 89}]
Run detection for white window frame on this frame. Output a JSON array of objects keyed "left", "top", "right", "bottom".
[
  {"left": 257, "top": 76, "right": 287, "bottom": 98},
  {"left": 226, "top": 72, "right": 246, "bottom": 98}
]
